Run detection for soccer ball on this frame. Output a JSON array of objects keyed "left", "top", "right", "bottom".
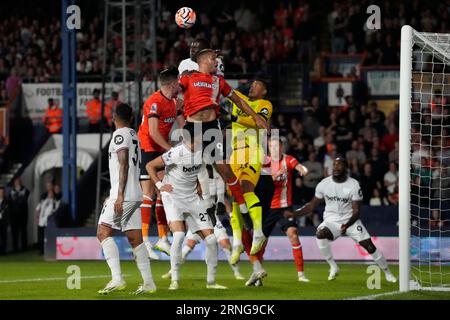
[{"left": 175, "top": 7, "right": 196, "bottom": 29}]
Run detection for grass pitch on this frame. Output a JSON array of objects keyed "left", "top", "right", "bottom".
[{"left": 0, "top": 251, "right": 449, "bottom": 300}]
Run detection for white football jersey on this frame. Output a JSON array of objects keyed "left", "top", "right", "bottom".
[
  {"left": 161, "top": 143, "right": 203, "bottom": 201},
  {"left": 178, "top": 57, "right": 224, "bottom": 76},
  {"left": 108, "top": 127, "right": 143, "bottom": 201},
  {"left": 315, "top": 176, "right": 363, "bottom": 222},
  {"left": 178, "top": 58, "right": 198, "bottom": 74}
]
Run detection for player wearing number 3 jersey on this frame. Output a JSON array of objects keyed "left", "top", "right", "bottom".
[{"left": 97, "top": 103, "right": 156, "bottom": 295}]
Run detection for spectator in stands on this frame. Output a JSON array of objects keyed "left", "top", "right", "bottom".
[
  {"left": 388, "top": 185, "right": 399, "bottom": 206},
  {"left": 5, "top": 68, "right": 22, "bottom": 99},
  {"left": 335, "top": 116, "right": 353, "bottom": 153},
  {"left": 384, "top": 162, "right": 399, "bottom": 196},
  {"left": 358, "top": 118, "right": 377, "bottom": 142},
  {"left": 35, "top": 189, "right": 60, "bottom": 255},
  {"left": 389, "top": 141, "right": 399, "bottom": 163},
  {"left": 234, "top": 3, "right": 254, "bottom": 32},
  {"left": 346, "top": 140, "right": 366, "bottom": 167},
  {"left": 8, "top": 177, "right": 29, "bottom": 252},
  {"left": 313, "top": 126, "right": 326, "bottom": 150},
  {"left": 323, "top": 143, "right": 337, "bottom": 177},
  {"left": 86, "top": 89, "right": 102, "bottom": 132},
  {"left": 429, "top": 209, "right": 444, "bottom": 229},
  {"left": 42, "top": 98, "right": 63, "bottom": 133},
  {"left": 381, "top": 123, "right": 399, "bottom": 153},
  {"left": 359, "top": 162, "right": 380, "bottom": 205},
  {"left": 329, "top": 3, "right": 347, "bottom": 53},
  {"left": 105, "top": 91, "right": 121, "bottom": 129},
  {"left": 369, "top": 188, "right": 389, "bottom": 206},
  {"left": 54, "top": 184, "right": 62, "bottom": 200},
  {"left": 302, "top": 152, "right": 322, "bottom": 201},
  {"left": 369, "top": 147, "right": 387, "bottom": 183},
  {"left": 0, "top": 187, "right": 9, "bottom": 255},
  {"left": 40, "top": 181, "right": 54, "bottom": 200}
]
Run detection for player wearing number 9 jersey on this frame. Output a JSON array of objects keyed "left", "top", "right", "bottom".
[{"left": 295, "top": 157, "right": 397, "bottom": 283}]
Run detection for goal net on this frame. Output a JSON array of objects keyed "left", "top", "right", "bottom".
[{"left": 399, "top": 25, "right": 450, "bottom": 292}]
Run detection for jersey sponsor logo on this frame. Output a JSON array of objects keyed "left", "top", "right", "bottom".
[
  {"left": 259, "top": 108, "right": 269, "bottom": 115},
  {"left": 325, "top": 195, "right": 351, "bottom": 203},
  {"left": 114, "top": 135, "right": 124, "bottom": 145},
  {"left": 193, "top": 81, "right": 218, "bottom": 90},
  {"left": 182, "top": 164, "right": 202, "bottom": 173},
  {"left": 164, "top": 117, "right": 176, "bottom": 123},
  {"left": 150, "top": 103, "right": 158, "bottom": 113}
]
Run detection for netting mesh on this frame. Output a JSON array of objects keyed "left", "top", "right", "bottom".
[{"left": 410, "top": 31, "right": 450, "bottom": 289}]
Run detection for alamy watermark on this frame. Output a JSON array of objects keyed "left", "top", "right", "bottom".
[
  {"left": 366, "top": 265, "right": 381, "bottom": 290},
  {"left": 66, "top": 265, "right": 81, "bottom": 289}
]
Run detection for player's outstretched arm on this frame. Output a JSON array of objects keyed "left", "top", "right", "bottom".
[
  {"left": 146, "top": 156, "right": 173, "bottom": 192},
  {"left": 295, "top": 163, "right": 309, "bottom": 176},
  {"left": 115, "top": 148, "right": 129, "bottom": 216},
  {"left": 228, "top": 92, "right": 270, "bottom": 132},
  {"left": 148, "top": 117, "right": 172, "bottom": 151},
  {"left": 294, "top": 197, "right": 321, "bottom": 217},
  {"left": 341, "top": 201, "right": 362, "bottom": 233}
]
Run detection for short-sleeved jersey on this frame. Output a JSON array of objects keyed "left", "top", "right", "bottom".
[
  {"left": 137, "top": 90, "right": 177, "bottom": 152},
  {"left": 161, "top": 143, "right": 203, "bottom": 201},
  {"left": 315, "top": 176, "right": 363, "bottom": 222},
  {"left": 108, "top": 127, "right": 143, "bottom": 201},
  {"left": 270, "top": 154, "right": 300, "bottom": 209},
  {"left": 229, "top": 91, "right": 272, "bottom": 166},
  {"left": 178, "top": 58, "right": 198, "bottom": 74},
  {"left": 179, "top": 72, "right": 233, "bottom": 117}
]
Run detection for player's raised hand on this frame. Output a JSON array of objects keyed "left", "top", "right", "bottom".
[
  {"left": 114, "top": 195, "right": 124, "bottom": 216},
  {"left": 160, "top": 184, "right": 173, "bottom": 193}
]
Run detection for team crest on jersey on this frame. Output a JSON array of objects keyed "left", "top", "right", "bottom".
[
  {"left": 114, "top": 135, "right": 124, "bottom": 145},
  {"left": 150, "top": 103, "right": 158, "bottom": 113},
  {"left": 260, "top": 108, "right": 269, "bottom": 115}
]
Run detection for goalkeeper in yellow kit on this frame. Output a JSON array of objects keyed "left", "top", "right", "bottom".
[{"left": 228, "top": 79, "right": 273, "bottom": 265}]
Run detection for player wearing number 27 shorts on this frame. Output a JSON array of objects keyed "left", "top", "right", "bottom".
[{"left": 145, "top": 136, "right": 228, "bottom": 290}]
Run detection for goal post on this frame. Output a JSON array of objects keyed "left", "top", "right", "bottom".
[
  {"left": 399, "top": 25, "right": 450, "bottom": 292},
  {"left": 399, "top": 25, "right": 412, "bottom": 292}
]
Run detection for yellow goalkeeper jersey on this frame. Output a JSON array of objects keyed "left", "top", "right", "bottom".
[{"left": 229, "top": 90, "right": 272, "bottom": 168}]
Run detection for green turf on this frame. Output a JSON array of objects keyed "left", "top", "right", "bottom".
[{"left": 0, "top": 251, "right": 449, "bottom": 300}]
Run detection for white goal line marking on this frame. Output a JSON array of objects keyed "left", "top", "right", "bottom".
[
  {"left": 0, "top": 274, "right": 130, "bottom": 284},
  {"left": 344, "top": 291, "right": 402, "bottom": 300}
]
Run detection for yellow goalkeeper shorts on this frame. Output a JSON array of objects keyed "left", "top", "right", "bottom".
[{"left": 229, "top": 146, "right": 262, "bottom": 187}]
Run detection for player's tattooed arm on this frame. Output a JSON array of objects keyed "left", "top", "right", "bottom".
[
  {"left": 228, "top": 92, "right": 270, "bottom": 132},
  {"left": 294, "top": 196, "right": 322, "bottom": 217},
  {"left": 341, "top": 201, "right": 362, "bottom": 233},
  {"left": 146, "top": 156, "right": 173, "bottom": 192},
  {"left": 115, "top": 148, "right": 129, "bottom": 215}
]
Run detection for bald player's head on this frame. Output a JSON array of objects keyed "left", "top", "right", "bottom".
[{"left": 332, "top": 155, "right": 348, "bottom": 180}]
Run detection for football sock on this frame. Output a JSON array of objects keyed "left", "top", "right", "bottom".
[
  {"left": 132, "top": 242, "right": 154, "bottom": 285},
  {"left": 222, "top": 247, "right": 240, "bottom": 273},
  {"left": 244, "top": 192, "right": 263, "bottom": 237},
  {"left": 316, "top": 238, "right": 338, "bottom": 270},
  {"left": 170, "top": 231, "right": 185, "bottom": 281},
  {"left": 204, "top": 234, "right": 218, "bottom": 284},
  {"left": 155, "top": 199, "right": 168, "bottom": 238},
  {"left": 292, "top": 244, "right": 305, "bottom": 272},
  {"left": 226, "top": 178, "right": 247, "bottom": 213},
  {"left": 253, "top": 259, "right": 263, "bottom": 273},
  {"left": 371, "top": 249, "right": 388, "bottom": 271},
  {"left": 101, "top": 237, "right": 122, "bottom": 282},
  {"left": 181, "top": 245, "right": 193, "bottom": 261},
  {"left": 141, "top": 195, "right": 154, "bottom": 239},
  {"left": 230, "top": 202, "right": 243, "bottom": 247},
  {"left": 242, "top": 229, "right": 252, "bottom": 256}
]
